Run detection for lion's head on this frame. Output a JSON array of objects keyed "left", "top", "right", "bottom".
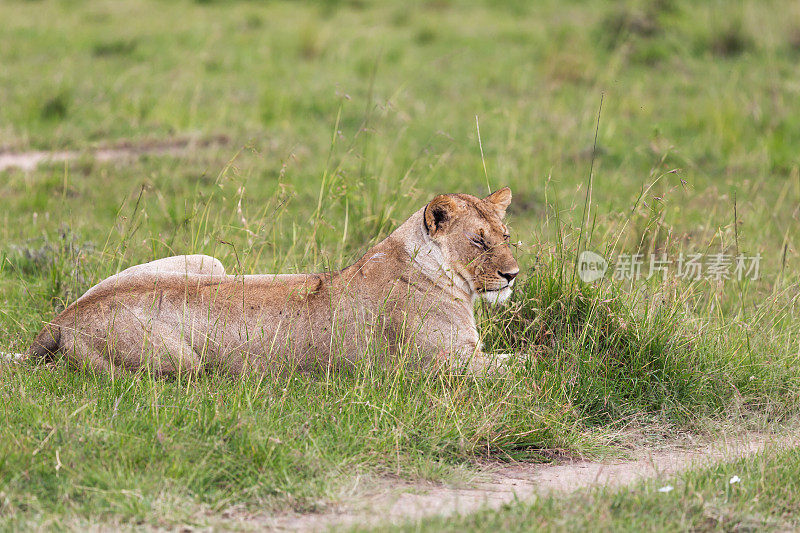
[{"left": 423, "top": 187, "right": 519, "bottom": 305}]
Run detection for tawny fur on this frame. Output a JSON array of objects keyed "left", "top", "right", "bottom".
[{"left": 28, "top": 188, "right": 519, "bottom": 376}]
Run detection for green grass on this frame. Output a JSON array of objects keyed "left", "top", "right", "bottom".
[
  {"left": 384, "top": 443, "right": 800, "bottom": 532},
  {"left": 2, "top": 0, "right": 800, "bottom": 528}
]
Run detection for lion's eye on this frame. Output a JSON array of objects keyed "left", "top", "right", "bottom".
[
  {"left": 467, "top": 235, "right": 489, "bottom": 250},
  {"left": 465, "top": 231, "right": 492, "bottom": 251},
  {"left": 471, "top": 238, "right": 486, "bottom": 249}
]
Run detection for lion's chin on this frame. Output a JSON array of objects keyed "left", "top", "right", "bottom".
[{"left": 480, "top": 286, "right": 513, "bottom": 306}]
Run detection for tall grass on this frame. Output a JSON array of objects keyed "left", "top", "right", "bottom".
[{"left": 481, "top": 260, "right": 800, "bottom": 428}]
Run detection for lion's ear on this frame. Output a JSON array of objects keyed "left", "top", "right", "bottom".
[
  {"left": 484, "top": 187, "right": 512, "bottom": 218},
  {"left": 424, "top": 194, "right": 458, "bottom": 235}
]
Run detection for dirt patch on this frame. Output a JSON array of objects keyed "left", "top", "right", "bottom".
[
  {"left": 0, "top": 135, "right": 229, "bottom": 172},
  {"left": 218, "top": 430, "right": 800, "bottom": 532}
]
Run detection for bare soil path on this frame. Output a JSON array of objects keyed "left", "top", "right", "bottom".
[
  {"left": 0, "top": 136, "right": 229, "bottom": 172},
  {"left": 218, "top": 430, "right": 800, "bottom": 532}
]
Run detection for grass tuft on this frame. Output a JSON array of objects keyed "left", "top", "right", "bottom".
[
  {"left": 708, "top": 21, "right": 754, "bottom": 57},
  {"left": 91, "top": 39, "right": 138, "bottom": 58},
  {"left": 483, "top": 264, "right": 727, "bottom": 423},
  {"left": 39, "top": 91, "right": 70, "bottom": 121}
]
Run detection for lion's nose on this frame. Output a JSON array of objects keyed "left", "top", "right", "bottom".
[{"left": 499, "top": 270, "right": 518, "bottom": 283}]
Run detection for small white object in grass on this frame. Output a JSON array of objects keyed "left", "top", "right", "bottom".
[
  {"left": 658, "top": 485, "right": 674, "bottom": 493},
  {"left": 749, "top": 375, "right": 755, "bottom": 381},
  {"left": 0, "top": 352, "right": 25, "bottom": 363},
  {"left": 729, "top": 475, "right": 741, "bottom": 484}
]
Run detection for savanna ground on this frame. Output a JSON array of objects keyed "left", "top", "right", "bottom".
[{"left": 1, "top": 0, "right": 800, "bottom": 530}]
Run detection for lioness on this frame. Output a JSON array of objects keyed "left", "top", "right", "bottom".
[{"left": 28, "top": 188, "right": 519, "bottom": 375}]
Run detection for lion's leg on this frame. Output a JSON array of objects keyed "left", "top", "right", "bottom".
[
  {"left": 424, "top": 342, "right": 513, "bottom": 376},
  {"left": 58, "top": 326, "right": 122, "bottom": 376},
  {"left": 62, "top": 309, "right": 203, "bottom": 377},
  {"left": 463, "top": 352, "right": 513, "bottom": 376},
  {"left": 117, "top": 321, "right": 203, "bottom": 376},
  {"left": 427, "top": 330, "right": 514, "bottom": 376}
]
